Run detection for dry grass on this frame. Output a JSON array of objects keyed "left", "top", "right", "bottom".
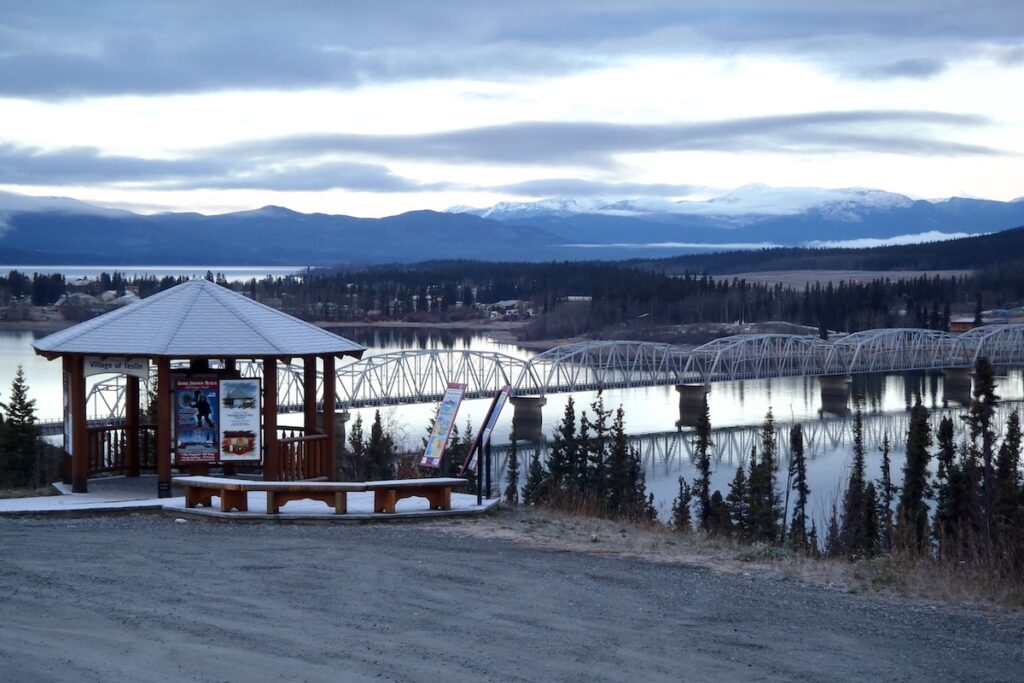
[
  {"left": 0, "top": 486, "right": 58, "bottom": 499},
  {"left": 428, "top": 505, "right": 1023, "bottom": 610}
]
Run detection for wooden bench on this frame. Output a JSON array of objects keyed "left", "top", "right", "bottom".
[
  {"left": 364, "top": 478, "right": 467, "bottom": 513},
  {"left": 175, "top": 476, "right": 468, "bottom": 515},
  {"left": 176, "top": 476, "right": 254, "bottom": 512},
  {"left": 261, "top": 481, "right": 366, "bottom": 514},
  {"left": 175, "top": 476, "right": 366, "bottom": 514}
]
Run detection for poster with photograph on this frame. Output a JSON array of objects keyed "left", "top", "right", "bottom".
[
  {"left": 219, "top": 379, "right": 261, "bottom": 461},
  {"left": 420, "top": 382, "right": 467, "bottom": 468},
  {"left": 174, "top": 377, "right": 219, "bottom": 463}
]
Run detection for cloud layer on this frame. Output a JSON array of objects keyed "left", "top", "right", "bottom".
[{"left": 0, "top": 1, "right": 1020, "bottom": 98}]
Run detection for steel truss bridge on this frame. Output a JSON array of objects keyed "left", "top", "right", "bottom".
[{"left": 78, "top": 324, "right": 1024, "bottom": 421}]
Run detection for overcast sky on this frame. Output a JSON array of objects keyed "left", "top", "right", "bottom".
[{"left": 0, "top": 0, "right": 1021, "bottom": 216}]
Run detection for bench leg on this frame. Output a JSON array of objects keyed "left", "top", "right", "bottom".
[
  {"left": 374, "top": 489, "right": 397, "bottom": 513},
  {"left": 220, "top": 488, "right": 248, "bottom": 513},
  {"left": 421, "top": 487, "right": 451, "bottom": 510},
  {"left": 267, "top": 491, "right": 279, "bottom": 515},
  {"left": 334, "top": 491, "right": 348, "bottom": 514},
  {"left": 186, "top": 487, "right": 213, "bottom": 509}
]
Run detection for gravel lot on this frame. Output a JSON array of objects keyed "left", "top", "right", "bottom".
[{"left": 0, "top": 514, "right": 1021, "bottom": 682}]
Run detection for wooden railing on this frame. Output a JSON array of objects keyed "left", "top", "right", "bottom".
[
  {"left": 278, "top": 431, "right": 331, "bottom": 481},
  {"left": 86, "top": 424, "right": 157, "bottom": 475}
]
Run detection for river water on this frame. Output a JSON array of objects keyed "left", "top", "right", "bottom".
[{"left": 4, "top": 325, "right": 1022, "bottom": 524}]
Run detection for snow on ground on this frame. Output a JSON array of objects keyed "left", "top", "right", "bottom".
[{"left": 0, "top": 488, "right": 494, "bottom": 517}]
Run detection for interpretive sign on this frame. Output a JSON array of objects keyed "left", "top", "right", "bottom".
[
  {"left": 219, "top": 379, "right": 261, "bottom": 461},
  {"left": 84, "top": 356, "right": 150, "bottom": 379},
  {"left": 420, "top": 382, "right": 467, "bottom": 468},
  {"left": 174, "top": 377, "right": 219, "bottom": 463},
  {"left": 462, "top": 385, "right": 510, "bottom": 473}
]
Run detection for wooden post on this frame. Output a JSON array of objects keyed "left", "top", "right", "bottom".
[
  {"left": 303, "top": 356, "right": 317, "bottom": 434},
  {"left": 156, "top": 357, "right": 172, "bottom": 498},
  {"left": 69, "top": 355, "right": 89, "bottom": 493},
  {"left": 60, "top": 355, "right": 73, "bottom": 485},
  {"left": 263, "top": 357, "right": 279, "bottom": 481},
  {"left": 125, "top": 374, "right": 140, "bottom": 477},
  {"left": 322, "top": 354, "right": 336, "bottom": 479}
]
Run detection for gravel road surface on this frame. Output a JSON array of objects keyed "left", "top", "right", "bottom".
[{"left": 0, "top": 515, "right": 1020, "bottom": 682}]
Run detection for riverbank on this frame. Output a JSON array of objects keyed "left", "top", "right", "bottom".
[{"left": 1, "top": 513, "right": 1020, "bottom": 682}]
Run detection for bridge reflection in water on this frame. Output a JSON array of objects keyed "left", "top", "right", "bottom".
[{"left": 483, "top": 400, "right": 1024, "bottom": 517}]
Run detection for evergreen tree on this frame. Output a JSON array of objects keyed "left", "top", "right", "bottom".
[
  {"left": 992, "top": 410, "right": 1021, "bottom": 548},
  {"left": 726, "top": 463, "right": 749, "bottom": 536},
  {"left": 746, "top": 411, "right": 780, "bottom": 543},
  {"left": 345, "top": 414, "right": 367, "bottom": 478},
  {"left": 364, "top": 410, "right": 396, "bottom": 480},
  {"left": 671, "top": 476, "right": 692, "bottom": 532},
  {"left": 691, "top": 395, "right": 713, "bottom": 532},
  {"left": 606, "top": 407, "right": 632, "bottom": 516},
  {"left": 861, "top": 482, "right": 879, "bottom": 558},
  {"left": 964, "top": 357, "right": 999, "bottom": 534},
  {"left": 841, "top": 406, "right": 871, "bottom": 556},
  {"left": 504, "top": 439, "right": 520, "bottom": 505},
  {"left": 932, "top": 417, "right": 957, "bottom": 548},
  {"left": 0, "top": 366, "right": 40, "bottom": 488},
  {"left": 523, "top": 449, "right": 546, "bottom": 506},
  {"left": 877, "top": 433, "right": 895, "bottom": 552},
  {"left": 708, "top": 490, "right": 732, "bottom": 535},
  {"left": 788, "top": 424, "right": 810, "bottom": 550},
  {"left": 897, "top": 398, "right": 933, "bottom": 551},
  {"left": 546, "top": 397, "right": 579, "bottom": 491}
]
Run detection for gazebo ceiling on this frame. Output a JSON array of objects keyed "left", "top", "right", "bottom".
[{"left": 33, "top": 278, "right": 365, "bottom": 359}]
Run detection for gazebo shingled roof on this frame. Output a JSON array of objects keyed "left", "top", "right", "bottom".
[{"left": 33, "top": 278, "right": 364, "bottom": 359}]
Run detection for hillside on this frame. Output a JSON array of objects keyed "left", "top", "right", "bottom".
[{"left": 642, "top": 226, "right": 1024, "bottom": 275}]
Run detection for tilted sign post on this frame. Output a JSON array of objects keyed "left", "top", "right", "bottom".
[{"left": 420, "top": 382, "right": 467, "bottom": 469}]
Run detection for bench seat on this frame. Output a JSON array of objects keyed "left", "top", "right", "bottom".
[
  {"left": 363, "top": 478, "right": 467, "bottom": 513},
  {"left": 174, "top": 476, "right": 467, "bottom": 515}
]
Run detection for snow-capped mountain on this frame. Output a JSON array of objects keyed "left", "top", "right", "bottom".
[{"left": 448, "top": 184, "right": 1024, "bottom": 249}]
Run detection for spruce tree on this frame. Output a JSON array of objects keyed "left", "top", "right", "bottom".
[
  {"left": 547, "top": 397, "right": 578, "bottom": 491},
  {"left": 692, "top": 395, "right": 713, "bottom": 532},
  {"left": 523, "top": 449, "right": 546, "bottom": 506},
  {"left": 897, "top": 398, "right": 933, "bottom": 551},
  {"left": 346, "top": 414, "right": 365, "bottom": 478},
  {"left": 365, "top": 410, "right": 396, "bottom": 480},
  {"left": 841, "top": 406, "right": 869, "bottom": 556},
  {"left": 932, "top": 417, "right": 957, "bottom": 548},
  {"left": 993, "top": 410, "right": 1021, "bottom": 547},
  {"left": 504, "top": 439, "right": 520, "bottom": 505},
  {"left": 709, "top": 490, "right": 732, "bottom": 535},
  {"left": 877, "top": 433, "right": 895, "bottom": 552},
  {"left": 726, "top": 463, "right": 749, "bottom": 536},
  {"left": 671, "top": 476, "right": 692, "bottom": 533},
  {"left": 606, "top": 407, "right": 631, "bottom": 516},
  {"left": 964, "top": 357, "right": 999, "bottom": 534},
  {"left": 788, "top": 424, "right": 810, "bottom": 550},
  {"left": 0, "top": 366, "right": 40, "bottom": 488},
  {"left": 746, "top": 411, "right": 780, "bottom": 543}
]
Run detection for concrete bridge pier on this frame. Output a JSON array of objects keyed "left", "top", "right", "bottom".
[
  {"left": 942, "top": 367, "right": 973, "bottom": 406},
  {"left": 819, "top": 375, "right": 851, "bottom": 415},
  {"left": 510, "top": 396, "right": 547, "bottom": 443},
  {"left": 675, "top": 384, "right": 710, "bottom": 429}
]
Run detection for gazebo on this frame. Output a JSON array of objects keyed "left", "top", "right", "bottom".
[{"left": 33, "top": 278, "right": 365, "bottom": 497}]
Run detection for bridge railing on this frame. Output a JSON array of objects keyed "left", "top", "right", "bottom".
[{"left": 79, "top": 324, "right": 1024, "bottom": 416}]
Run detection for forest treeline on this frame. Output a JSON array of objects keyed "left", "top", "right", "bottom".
[
  {"left": 641, "top": 225, "right": 1024, "bottom": 274},
  {"left": 512, "top": 357, "right": 1024, "bottom": 591},
  {"left": 3, "top": 226, "right": 1024, "bottom": 338}
]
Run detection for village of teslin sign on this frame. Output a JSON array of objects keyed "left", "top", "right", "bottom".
[{"left": 74, "top": 357, "right": 262, "bottom": 465}]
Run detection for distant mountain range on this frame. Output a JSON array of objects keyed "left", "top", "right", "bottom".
[{"left": 1, "top": 186, "right": 1023, "bottom": 266}]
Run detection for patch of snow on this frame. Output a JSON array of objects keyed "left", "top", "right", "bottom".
[
  {"left": 802, "top": 231, "right": 978, "bottom": 249},
  {"left": 559, "top": 241, "right": 778, "bottom": 250}
]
